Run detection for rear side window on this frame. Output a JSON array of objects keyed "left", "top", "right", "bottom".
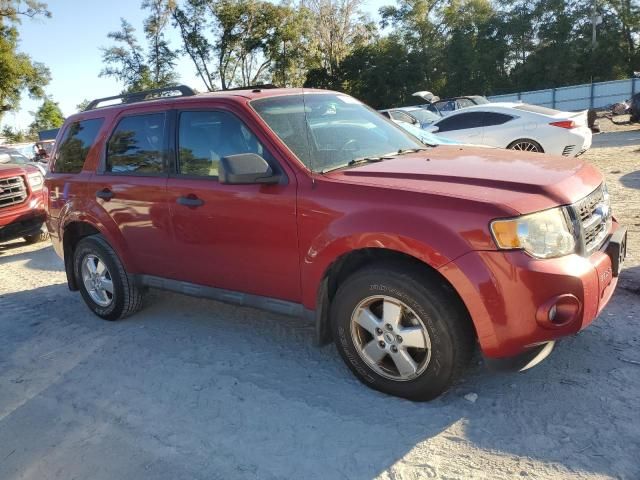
[
  {"left": 436, "top": 112, "right": 485, "bottom": 132},
  {"left": 482, "top": 112, "right": 513, "bottom": 127},
  {"left": 106, "top": 113, "right": 166, "bottom": 174},
  {"left": 54, "top": 118, "right": 104, "bottom": 173}
]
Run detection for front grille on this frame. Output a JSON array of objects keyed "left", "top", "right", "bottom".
[
  {"left": 562, "top": 145, "right": 575, "bottom": 156},
  {"left": 0, "top": 176, "right": 27, "bottom": 209},
  {"left": 572, "top": 184, "right": 610, "bottom": 255}
]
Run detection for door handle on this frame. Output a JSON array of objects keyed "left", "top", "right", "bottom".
[
  {"left": 96, "top": 188, "right": 114, "bottom": 200},
  {"left": 177, "top": 195, "right": 204, "bottom": 208}
]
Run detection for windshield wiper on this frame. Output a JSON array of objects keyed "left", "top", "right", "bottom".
[
  {"left": 396, "top": 147, "right": 431, "bottom": 155},
  {"left": 320, "top": 148, "right": 426, "bottom": 174},
  {"left": 320, "top": 155, "right": 386, "bottom": 174}
]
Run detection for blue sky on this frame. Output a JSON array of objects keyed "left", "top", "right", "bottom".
[{"left": 6, "top": 0, "right": 389, "bottom": 130}]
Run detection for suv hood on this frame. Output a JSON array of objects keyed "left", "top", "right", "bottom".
[
  {"left": 0, "top": 163, "right": 33, "bottom": 176},
  {"left": 327, "top": 146, "right": 602, "bottom": 214}
]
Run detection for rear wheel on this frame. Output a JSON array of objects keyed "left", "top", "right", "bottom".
[
  {"left": 331, "top": 263, "right": 475, "bottom": 401},
  {"left": 507, "top": 139, "right": 543, "bottom": 153},
  {"left": 73, "top": 235, "right": 142, "bottom": 320}
]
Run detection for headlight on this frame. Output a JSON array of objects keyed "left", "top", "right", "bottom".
[
  {"left": 27, "top": 172, "right": 44, "bottom": 191},
  {"left": 490, "top": 207, "right": 576, "bottom": 259}
]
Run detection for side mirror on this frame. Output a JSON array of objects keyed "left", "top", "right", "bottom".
[
  {"left": 219, "top": 153, "right": 281, "bottom": 185},
  {"left": 424, "top": 125, "right": 439, "bottom": 133}
]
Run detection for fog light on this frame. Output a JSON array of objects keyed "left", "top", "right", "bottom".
[{"left": 536, "top": 294, "right": 582, "bottom": 329}]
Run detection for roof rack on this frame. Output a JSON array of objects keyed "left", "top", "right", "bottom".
[
  {"left": 225, "top": 84, "right": 278, "bottom": 92},
  {"left": 84, "top": 85, "right": 196, "bottom": 111}
]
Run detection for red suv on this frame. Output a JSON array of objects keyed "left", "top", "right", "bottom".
[
  {"left": 45, "top": 86, "right": 627, "bottom": 400},
  {"left": 0, "top": 162, "right": 48, "bottom": 245}
]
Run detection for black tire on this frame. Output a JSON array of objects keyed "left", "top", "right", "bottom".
[
  {"left": 507, "top": 139, "right": 544, "bottom": 153},
  {"left": 331, "top": 262, "right": 475, "bottom": 401},
  {"left": 23, "top": 231, "right": 49, "bottom": 244},
  {"left": 73, "top": 234, "right": 142, "bottom": 321}
]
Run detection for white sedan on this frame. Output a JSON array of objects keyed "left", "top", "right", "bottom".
[{"left": 426, "top": 103, "right": 592, "bottom": 156}]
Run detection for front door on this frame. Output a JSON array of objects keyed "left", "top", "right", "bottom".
[{"left": 166, "top": 109, "right": 300, "bottom": 302}]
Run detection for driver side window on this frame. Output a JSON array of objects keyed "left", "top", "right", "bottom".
[{"left": 178, "top": 111, "right": 267, "bottom": 177}]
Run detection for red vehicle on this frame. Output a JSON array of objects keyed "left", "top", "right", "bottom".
[
  {"left": 0, "top": 162, "right": 48, "bottom": 245},
  {"left": 45, "top": 86, "right": 627, "bottom": 400}
]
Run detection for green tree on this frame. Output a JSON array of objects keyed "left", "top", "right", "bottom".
[
  {"left": 1, "top": 125, "right": 26, "bottom": 142},
  {"left": 0, "top": 0, "right": 51, "bottom": 120},
  {"left": 171, "top": 0, "right": 312, "bottom": 90},
  {"left": 101, "top": 2, "right": 178, "bottom": 92},
  {"left": 29, "top": 97, "right": 63, "bottom": 135},
  {"left": 76, "top": 99, "right": 90, "bottom": 112}
]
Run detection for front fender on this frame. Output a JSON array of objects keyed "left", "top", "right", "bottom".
[{"left": 299, "top": 208, "right": 476, "bottom": 308}]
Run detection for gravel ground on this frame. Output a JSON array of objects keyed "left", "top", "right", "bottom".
[{"left": 0, "top": 139, "right": 639, "bottom": 480}]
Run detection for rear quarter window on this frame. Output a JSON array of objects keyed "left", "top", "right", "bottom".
[
  {"left": 436, "top": 112, "right": 485, "bottom": 132},
  {"left": 482, "top": 112, "right": 514, "bottom": 127},
  {"left": 54, "top": 118, "right": 104, "bottom": 173}
]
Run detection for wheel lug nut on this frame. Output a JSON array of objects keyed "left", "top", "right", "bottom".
[
  {"left": 396, "top": 335, "right": 403, "bottom": 343},
  {"left": 378, "top": 340, "right": 386, "bottom": 348},
  {"left": 385, "top": 324, "right": 393, "bottom": 331},
  {"left": 375, "top": 328, "right": 383, "bottom": 335},
  {"left": 391, "top": 345, "right": 398, "bottom": 353}
]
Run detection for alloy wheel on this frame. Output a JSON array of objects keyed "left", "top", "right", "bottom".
[
  {"left": 350, "top": 295, "right": 431, "bottom": 381},
  {"left": 510, "top": 141, "right": 541, "bottom": 152},
  {"left": 81, "top": 254, "right": 114, "bottom": 307}
]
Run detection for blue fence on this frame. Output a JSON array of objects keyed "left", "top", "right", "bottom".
[{"left": 488, "top": 77, "right": 640, "bottom": 111}]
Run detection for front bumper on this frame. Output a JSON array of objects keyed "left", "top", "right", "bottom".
[
  {"left": 0, "top": 212, "right": 46, "bottom": 242},
  {"left": 439, "top": 221, "right": 625, "bottom": 360}
]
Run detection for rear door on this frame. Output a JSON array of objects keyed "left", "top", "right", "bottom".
[
  {"left": 434, "top": 111, "right": 486, "bottom": 143},
  {"left": 90, "top": 109, "right": 172, "bottom": 277},
  {"left": 165, "top": 107, "right": 300, "bottom": 302}
]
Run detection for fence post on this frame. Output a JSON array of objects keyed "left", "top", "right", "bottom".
[
  {"left": 552, "top": 88, "right": 556, "bottom": 108},
  {"left": 590, "top": 81, "right": 595, "bottom": 108}
]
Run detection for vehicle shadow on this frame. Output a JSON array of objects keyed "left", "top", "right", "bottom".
[
  {"left": 0, "top": 241, "right": 61, "bottom": 271},
  {"left": 0, "top": 276, "right": 638, "bottom": 478},
  {"left": 620, "top": 170, "right": 640, "bottom": 190}
]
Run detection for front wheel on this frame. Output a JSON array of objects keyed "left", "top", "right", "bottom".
[
  {"left": 73, "top": 235, "right": 142, "bottom": 320},
  {"left": 331, "top": 263, "right": 475, "bottom": 401}
]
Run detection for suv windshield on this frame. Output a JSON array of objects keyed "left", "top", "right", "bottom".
[
  {"left": 251, "top": 93, "right": 424, "bottom": 172},
  {"left": 0, "top": 149, "right": 30, "bottom": 165}
]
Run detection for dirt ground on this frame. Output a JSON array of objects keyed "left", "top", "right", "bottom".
[{"left": 0, "top": 138, "right": 638, "bottom": 480}]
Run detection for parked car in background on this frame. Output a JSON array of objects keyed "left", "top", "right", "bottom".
[
  {"left": 379, "top": 107, "right": 441, "bottom": 128},
  {"left": 427, "top": 103, "right": 592, "bottom": 156},
  {"left": 413, "top": 93, "right": 489, "bottom": 116},
  {"left": 0, "top": 148, "right": 47, "bottom": 175},
  {"left": 392, "top": 120, "right": 459, "bottom": 145},
  {"left": 0, "top": 159, "right": 48, "bottom": 245},
  {"left": 46, "top": 86, "right": 624, "bottom": 401}
]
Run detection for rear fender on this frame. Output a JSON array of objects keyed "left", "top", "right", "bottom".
[{"left": 59, "top": 198, "right": 137, "bottom": 273}]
